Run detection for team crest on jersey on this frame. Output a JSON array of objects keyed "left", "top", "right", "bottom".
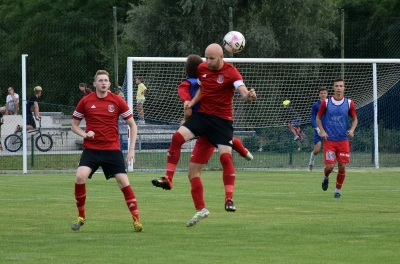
[
  {"left": 217, "top": 75, "right": 224, "bottom": 84},
  {"left": 108, "top": 105, "right": 115, "bottom": 112}
]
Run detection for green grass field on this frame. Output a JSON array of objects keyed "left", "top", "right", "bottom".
[{"left": 1, "top": 169, "right": 399, "bottom": 263}]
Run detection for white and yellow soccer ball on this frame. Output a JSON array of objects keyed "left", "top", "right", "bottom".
[{"left": 223, "top": 31, "right": 245, "bottom": 54}]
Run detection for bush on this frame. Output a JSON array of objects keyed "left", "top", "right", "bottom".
[{"left": 242, "top": 136, "right": 260, "bottom": 152}]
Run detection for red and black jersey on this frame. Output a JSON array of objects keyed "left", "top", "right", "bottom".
[
  {"left": 72, "top": 92, "right": 132, "bottom": 150},
  {"left": 197, "top": 62, "right": 244, "bottom": 121}
]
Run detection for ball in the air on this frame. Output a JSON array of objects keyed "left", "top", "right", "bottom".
[{"left": 223, "top": 31, "right": 245, "bottom": 53}]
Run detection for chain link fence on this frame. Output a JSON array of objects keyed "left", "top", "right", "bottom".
[{"left": 1, "top": 12, "right": 400, "bottom": 172}]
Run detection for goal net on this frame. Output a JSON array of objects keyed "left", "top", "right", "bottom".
[
  {"left": 126, "top": 58, "right": 400, "bottom": 127},
  {"left": 125, "top": 57, "right": 400, "bottom": 169}
]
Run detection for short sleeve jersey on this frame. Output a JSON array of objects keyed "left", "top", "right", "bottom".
[
  {"left": 6, "top": 93, "right": 19, "bottom": 111},
  {"left": 72, "top": 92, "right": 133, "bottom": 150},
  {"left": 197, "top": 61, "right": 244, "bottom": 120},
  {"left": 136, "top": 83, "right": 147, "bottom": 100}
]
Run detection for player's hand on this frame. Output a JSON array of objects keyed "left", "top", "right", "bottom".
[
  {"left": 126, "top": 150, "right": 135, "bottom": 166},
  {"left": 184, "top": 101, "right": 191, "bottom": 110},
  {"left": 348, "top": 130, "right": 354, "bottom": 138},
  {"left": 247, "top": 89, "right": 256, "bottom": 102},
  {"left": 85, "top": 131, "right": 95, "bottom": 139},
  {"left": 321, "top": 131, "right": 328, "bottom": 140}
]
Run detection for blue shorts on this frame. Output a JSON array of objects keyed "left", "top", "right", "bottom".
[{"left": 314, "top": 130, "right": 322, "bottom": 145}]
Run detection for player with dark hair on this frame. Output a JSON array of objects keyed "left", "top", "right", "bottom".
[
  {"left": 152, "top": 44, "right": 256, "bottom": 226},
  {"left": 71, "top": 70, "right": 143, "bottom": 231},
  {"left": 308, "top": 86, "right": 328, "bottom": 171},
  {"left": 316, "top": 78, "right": 358, "bottom": 198}
]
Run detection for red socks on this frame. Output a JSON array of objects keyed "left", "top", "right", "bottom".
[
  {"left": 74, "top": 183, "right": 86, "bottom": 218},
  {"left": 121, "top": 185, "right": 140, "bottom": 221},
  {"left": 336, "top": 170, "right": 346, "bottom": 190},
  {"left": 232, "top": 137, "right": 248, "bottom": 157},
  {"left": 190, "top": 177, "right": 205, "bottom": 210},
  {"left": 166, "top": 132, "right": 186, "bottom": 182},
  {"left": 220, "top": 153, "right": 235, "bottom": 201}
]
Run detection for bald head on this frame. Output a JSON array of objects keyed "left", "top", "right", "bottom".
[
  {"left": 205, "top": 43, "right": 223, "bottom": 56},
  {"left": 205, "top": 43, "right": 224, "bottom": 70}
]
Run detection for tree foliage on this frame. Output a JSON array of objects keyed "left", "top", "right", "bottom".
[
  {"left": 339, "top": 0, "right": 400, "bottom": 58},
  {"left": 0, "top": 0, "right": 138, "bottom": 109},
  {"left": 123, "top": 0, "right": 339, "bottom": 58}
]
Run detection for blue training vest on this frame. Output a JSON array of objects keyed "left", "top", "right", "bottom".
[
  {"left": 186, "top": 77, "right": 200, "bottom": 114},
  {"left": 323, "top": 97, "right": 350, "bottom": 141}
]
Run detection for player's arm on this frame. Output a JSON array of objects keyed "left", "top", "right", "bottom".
[
  {"left": 177, "top": 82, "right": 191, "bottom": 102},
  {"left": 33, "top": 101, "right": 40, "bottom": 120},
  {"left": 187, "top": 88, "right": 201, "bottom": 109},
  {"left": 237, "top": 85, "right": 256, "bottom": 103},
  {"left": 71, "top": 118, "right": 94, "bottom": 139},
  {"left": 125, "top": 117, "right": 137, "bottom": 165},
  {"left": 310, "top": 104, "right": 321, "bottom": 135},
  {"left": 348, "top": 100, "right": 358, "bottom": 138},
  {"left": 316, "top": 101, "right": 327, "bottom": 139},
  {"left": 5, "top": 101, "right": 9, "bottom": 115}
]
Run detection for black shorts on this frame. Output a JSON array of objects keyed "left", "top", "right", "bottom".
[
  {"left": 78, "top": 149, "right": 126, "bottom": 180},
  {"left": 27, "top": 115, "right": 36, "bottom": 129},
  {"left": 183, "top": 112, "right": 233, "bottom": 147}
]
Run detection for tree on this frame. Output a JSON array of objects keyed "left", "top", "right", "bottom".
[
  {"left": 0, "top": 0, "right": 138, "bottom": 110},
  {"left": 123, "top": 0, "right": 339, "bottom": 58},
  {"left": 339, "top": 0, "right": 400, "bottom": 58}
]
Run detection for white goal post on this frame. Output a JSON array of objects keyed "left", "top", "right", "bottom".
[{"left": 126, "top": 57, "right": 400, "bottom": 171}]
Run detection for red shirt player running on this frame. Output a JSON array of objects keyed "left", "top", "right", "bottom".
[
  {"left": 71, "top": 70, "right": 143, "bottom": 232},
  {"left": 316, "top": 77, "right": 358, "bottom": 198}
]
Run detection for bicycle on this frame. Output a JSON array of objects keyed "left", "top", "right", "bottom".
[{"left": 4, "top": 119, "right": 53, "bottom": 152}]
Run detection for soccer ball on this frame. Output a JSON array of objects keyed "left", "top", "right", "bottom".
[{"left": 223, "top": 31, "right": 245, "bottom": 53}]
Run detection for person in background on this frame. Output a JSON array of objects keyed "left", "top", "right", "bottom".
[
  {"left": 316, "top": 78, "right": 358, "bottom": 198},
  {"left": 0, "top": 87, "right": 19, "bottom": 115},
  {"left": 135, "top": 77, "right": 147, "bottom": 124},
  {"left": 79, "top": 83, "right": 93, "bottom": 97},
  {"left": 15, "top": 86, "right": 42, "bottom": 132},
  {"left": 308, "top": 86, "right": 328, "bottom": 172},
  {"left": 117, "top": 86, "right": 125, "bottom": 98}
]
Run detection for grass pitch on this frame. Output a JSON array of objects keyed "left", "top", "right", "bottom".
[{"left": 0, "top": 169, "right": 399, "bottom": 263}]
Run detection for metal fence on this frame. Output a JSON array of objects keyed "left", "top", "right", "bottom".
[{"left": 1, "top": 12, "right": 400, "bottom": 172}]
